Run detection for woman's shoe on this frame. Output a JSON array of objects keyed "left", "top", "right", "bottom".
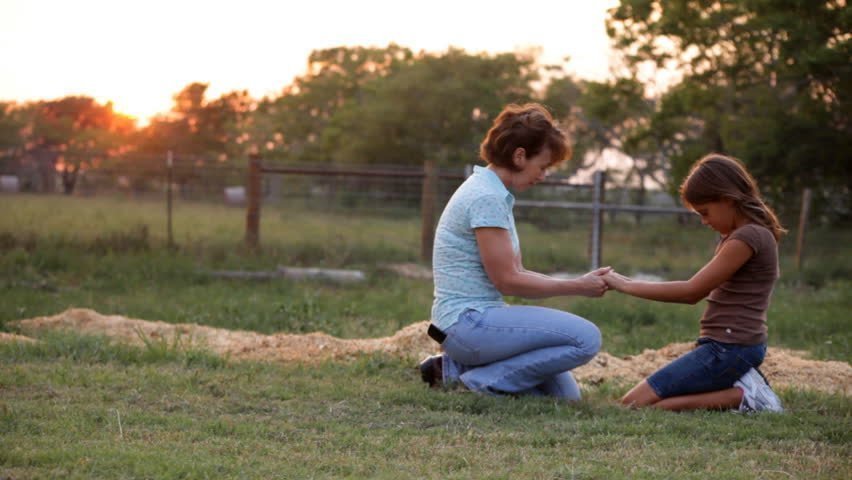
[{"left": 418, "top": 354, "right": 443, "bottom": 388}]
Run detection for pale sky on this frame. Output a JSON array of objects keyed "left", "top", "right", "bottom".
[{"left": 1, "top": 0, "right": 621, "bottom": 124}]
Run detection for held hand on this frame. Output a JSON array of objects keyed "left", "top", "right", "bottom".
[
  {"left": 601, "top": 271, "right": 632, "bottom": 292},
  {"left": 576, "top": 267, "right": 612, "bottom": 297},
  {"left": 589, "top": 266, "right": 613, "bottom": 276}
]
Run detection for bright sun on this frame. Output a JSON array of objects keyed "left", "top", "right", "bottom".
[{"left": 105, "top": 94, "right": 173, "bottom": 127}]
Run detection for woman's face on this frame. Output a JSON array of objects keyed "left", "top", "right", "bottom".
[{"left": 511, "top": 147, "right": 552, "bottom": 192}]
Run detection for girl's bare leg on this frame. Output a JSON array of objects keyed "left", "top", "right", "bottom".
[
  {"left": 621, "top": 380, "right": 743, "bottom": 412},
  {"left": 620, "top": 380, "right": 662, "bottom": 407},
  {"left": 653, "top": 388, "right": 743, "bottom": 412}
]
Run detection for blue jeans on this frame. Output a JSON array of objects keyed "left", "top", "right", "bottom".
[
  {"left": 647, "top": 338, "right": 767, "bottom": 398},
  {"left": 441, "top": 306, "right": 601, "bottom": 400}
]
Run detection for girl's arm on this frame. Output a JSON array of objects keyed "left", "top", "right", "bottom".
[
  {"left": 475, "top": 227, "right": 610, "bottom": 298},
  {"left": 603, "top": 239, "right": 754, "bottom": 304}
]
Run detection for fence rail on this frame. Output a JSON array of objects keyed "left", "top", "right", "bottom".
[
  {"left": 0, "top": 150, "right": 816, "bottom": 271},
  {"left": 258, "top": 164, "right": 593, "bottom": 187},
  {"left": 247, "top": 156, "right": 692, "bottom": 269},
  {"left": 516, "top": 200, "right": 691, "bottom": 215}
]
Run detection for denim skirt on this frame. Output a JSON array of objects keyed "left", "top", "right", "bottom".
[{"left": 646, "top": 338, "right": 766, "bottom": 398}]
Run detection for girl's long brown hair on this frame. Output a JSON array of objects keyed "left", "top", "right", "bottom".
[{"left": 680, "top": 154, "right": 786, "bottom": 242}]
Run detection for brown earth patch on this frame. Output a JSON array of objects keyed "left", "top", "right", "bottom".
[
  {"left": 9, "top": 308, "right": 851, "bottom": 396},
  {"left": 0, "top": 332, "right": 37, "bottom": 344}
]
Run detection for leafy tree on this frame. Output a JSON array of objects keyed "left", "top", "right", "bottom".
[
  {"left": 319, "top": 48, "right": 537, "bottom": 166},
  {"left": 127, "top": 84, "right": 253, "bottom": 195},
  {"left": 136, "top": 83, "right": 253, "bottom": 158},
  {"left": 585, "top": 78, "right": 669, "bottom": 218},
  {"left": 539, "top": 75, "right": 590, "bottom": 176},
  {"left": 0, "top": 102, "right": 27, "bottom": 155},
  {"left": 28, "top": 96, "right": 134, "bottom": 193},
  {"left": 607, "top": 0, "right": 852, "bottom": 216},
  {"left": 543, "top": 74, "right": 676, "bottom": 221},
  {"left": 249, "top": 44, "right": 414, "bottom": 161}
]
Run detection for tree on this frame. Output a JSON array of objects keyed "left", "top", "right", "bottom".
[
  {"left": 28, "top": 96, "right": 134, "bottom": 193},
  {"left": 539, "top": 75, "right": 590, "bottom": 177},
  {"left": 543, "top": 74, "right": 675, "bottom": 221},
  {"left": 319, "top": 48, "right": 537, "bottom": 166},
  {"left": 129, "top": 84, "right": 253, "bottom": 195},
  {"left": 0, "top": 102, "right": 27, "bottom": 155},
  {"left": 137, "top": 83, "right": 253, "bottom": 157},
  {"left": 607, "top": 0, "right": 852, "bottom": 216},
  {"left": 248, "top": 44, "right": 414, "bottom": 161}
]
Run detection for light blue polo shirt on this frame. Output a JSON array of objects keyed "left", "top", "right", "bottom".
[{"left": 431, "top": 165, "right": 520, "bottom": 330}]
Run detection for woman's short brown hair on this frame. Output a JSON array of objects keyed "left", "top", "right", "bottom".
[{"left": 479, "top": 103, "right": 572, "bottom": 170}]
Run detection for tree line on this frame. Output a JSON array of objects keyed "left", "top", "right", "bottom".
[{"left": 1, "top": 1, "right": 848, "bottom": 219}]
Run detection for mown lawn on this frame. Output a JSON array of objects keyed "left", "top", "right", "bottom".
[
  {"left": 1, "top": 336, "right": 850, "bottom": 479},
  {"left": 1, "top": 193, "right": 850, "bottom": 478}
]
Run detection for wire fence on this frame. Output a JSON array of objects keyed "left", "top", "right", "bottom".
[
  {"left": 0, "top": 152, "right": 681, "bottom": 214},
  {"left": 244, "top": 156, "right": 696, "bottom": 267},
  {"left": 1, "top": 151, "right": 831, "bottom": 273},
  {"left": 0, "top": 153, "right": 720, "bottom": 266}
]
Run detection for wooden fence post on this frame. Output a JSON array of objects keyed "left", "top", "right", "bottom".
[
  {"left": 166, "top": 150, "right": 174, "bottom": 249},
  {"left": 589, "top": 170, "right": 606, "bottom": 270},
  {"left": 245, "top": 153, "right": 261, "bottom": 249},
  {"left": 420, "top": 159, "right": 438, "bottom": 263},
  {"left": 795, "top": 188, "right": 812, "bottom": 272}
]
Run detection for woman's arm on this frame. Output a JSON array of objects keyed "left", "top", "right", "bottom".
[
  {"left": 602, "top": 239, "right": 754, "bottom": 304},
  {"left": 475, "top": 227, "right": 609, "bottom": 298},
  {"left": 514, "top": 252, "right": 553, "bottom": 279}
]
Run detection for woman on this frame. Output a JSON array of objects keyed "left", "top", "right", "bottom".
[{"left": 420, "top": 103, "right": 609, "bottom": 400}]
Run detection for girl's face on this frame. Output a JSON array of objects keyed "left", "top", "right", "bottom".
[
  {"left": 511, "top": 147, "right": 552, "bottom": 192},
  {"left": 691, "top": 200, "right": 738, "bottom": 235}
]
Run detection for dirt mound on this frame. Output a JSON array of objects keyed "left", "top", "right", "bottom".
[
  {"left": 9, "top": 308, "right": 851, "bottom": 396},
  {"left": 0, "top": 332, "right": 36, "bottom": 344},
  {"left": 577, "top": 343, "right": 852, "bottom": 396},
  {"left": 8, "top": 308, "right": 434, "bottom": 363}
]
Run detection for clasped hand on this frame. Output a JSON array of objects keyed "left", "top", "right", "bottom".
[
  {"left": 600, "top": 270, "right": 632, "bottom": 292},
  {"left": 577, "top": 266, "right": 612, "bottom": 297}
]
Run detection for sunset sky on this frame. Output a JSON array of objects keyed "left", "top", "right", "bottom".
[{"left": 1, "top": 0, "right": 621, "bottom": 125}]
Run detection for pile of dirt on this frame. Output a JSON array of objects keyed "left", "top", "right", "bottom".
[
  {"left": 0, "top": 332, "right": 36, "bottom": 344},
  {"left": 7, "top": 308, "right": 851, "bottom": 396},
  {"left": 7, "top": 308, "right": 436, "bottom": 363}
]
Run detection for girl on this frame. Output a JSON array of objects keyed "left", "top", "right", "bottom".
[
  {"left": 420, "top": 103, "right": 610, "bottom": 400},
  {"left": 602, "top": 154, "right": 785, "bottom": 412}
]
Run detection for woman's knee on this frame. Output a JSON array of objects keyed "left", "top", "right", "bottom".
[{"left": 578, "top": 322, "right": 602, "bottom": 361}]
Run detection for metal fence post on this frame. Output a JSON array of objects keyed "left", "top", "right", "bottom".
[
  {"left": 589, "top": 170, "right": 606, "bottom": 270},
  {"left": 245, "top": 153, "right": 261, "bottom": 249},
  {"left": 464, "top": 164, "right": 473, "bottom": 178}
]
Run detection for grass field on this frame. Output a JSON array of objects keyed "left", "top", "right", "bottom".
[{"left": 1, "top": 194, "right": 850, "bottom": 479}]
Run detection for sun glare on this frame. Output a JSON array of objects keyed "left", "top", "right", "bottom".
[
  {"left": 1, "top": 0, "right": 622, "bottom": 127},
  {"left": 108, "top": 98, "right": 168, "bottom": 127}
]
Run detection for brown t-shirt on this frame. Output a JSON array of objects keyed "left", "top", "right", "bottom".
[{"left": 700, "top": 224, "right": 779, "bottom": 345}]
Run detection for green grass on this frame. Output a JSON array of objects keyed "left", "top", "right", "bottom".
[
  {"left": 1, "top": 193, "right": 850, "bottom": 478},
  {"left": 2, "top": 194, "right": 849, "bottom": 359},
  {"left": 3, "top": 236, "right": 850, "bottom": 361},
  {"left": 1, "top": 336, "right": 850, "bottom": 479}
]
